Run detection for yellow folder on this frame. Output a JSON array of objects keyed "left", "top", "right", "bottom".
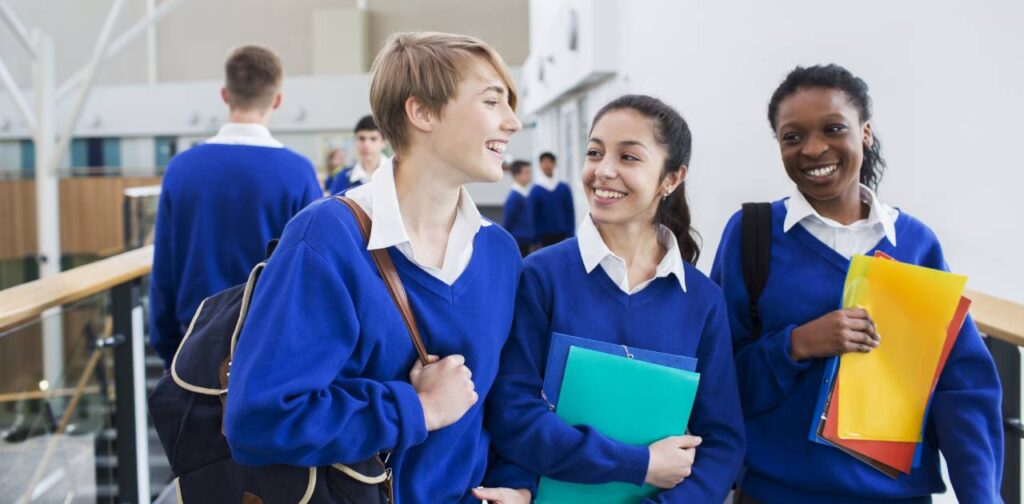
[{"left": 837, "top": 255, "right": 966, "bottom": 442}]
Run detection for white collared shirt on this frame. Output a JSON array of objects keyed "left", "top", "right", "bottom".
[
  {"left": 783, "top": 183, "right": 899, "bottom": 259},
  {"left": 349, "top": 156, "right": 392, "bottom": 185},
  {"left": 205, "top": 123, "right": 284, "bottom": 148},
  {"left": 345, "top": 162, "right": 490, "bottom": 285},
  {"left": 577, "top": 214, "right": 687, "bottom": 294},
  {"left": 535, "top": 171, "right": 560, "bottom": 191},
  {"left": 512, "top": 182, "right": 531, "bottom": 197}
]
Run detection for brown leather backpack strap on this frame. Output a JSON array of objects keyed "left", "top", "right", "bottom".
[{"left": 335, "top": 196, "right": 430, "bottom": 366}]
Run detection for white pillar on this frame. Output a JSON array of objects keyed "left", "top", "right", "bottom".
[{"left": 32, "top": 30, "right": 64, "bottom": 389}]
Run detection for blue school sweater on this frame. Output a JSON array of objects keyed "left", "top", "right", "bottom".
[
  {"left": 710, "top": 199, "right": 1003, "bottom": 503},
  {"left": 149, "top": 143, "right": 320, "bottom": 365},
  {"left": 485, "top": 239, "right": 746, "bottom": 503},
  {"left": 530, "top": 183, "right": 576, "bottom": 238},
  {"left": 223, "top": 197, "right": 522, "bottom": 504},
  {"left": 328, "top": 166, "right": 363, "bottom": 195},
  {"left": 502, "top": 190, "right": 536, "bottom": 246}
]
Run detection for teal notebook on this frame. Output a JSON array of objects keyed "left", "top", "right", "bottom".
[{"left": 535, "top": 346, "right": 701, "bottom": 503}]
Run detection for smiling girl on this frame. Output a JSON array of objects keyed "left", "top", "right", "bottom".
[
  {"left": 477, "top": 95, "right": 745, "bottom": 503},
  {"left": 711, "top": 64, "right": 1003, "bottom": 503}
]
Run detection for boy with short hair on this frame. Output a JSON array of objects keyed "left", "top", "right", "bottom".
[
  {"left": 503, "top": 159, "right": 535, "bottom": 256},
  {"left": 224, "top": 32, "right": 529, "bottom": 503},
  {"left": 149, "top": 45, "right": 320, "bottom": 366},
  {"left": 328, "top": 114, "right": 391, "bottom": 194},
  {"left": 531, "top": 151, "right": 576, "bottom": 247}
]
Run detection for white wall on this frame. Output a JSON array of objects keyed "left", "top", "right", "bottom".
[{"left": 526, "top": 0, "right": 1024, "bottom": 306}]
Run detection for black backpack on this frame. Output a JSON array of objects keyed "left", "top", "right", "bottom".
[
  {"left": 149, "top": 198, "right": 413, "bottom": 503},
  {"left": 740, "top": 202, "right": 773, "bottom": 340}
]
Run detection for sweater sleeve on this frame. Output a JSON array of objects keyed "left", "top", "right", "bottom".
[
  {"left": 483, "top": 453, "right": 540, "bottom": 496},
  {"left": 503, "top": 194, "right": 522, "bottom": 232},
  {"left": 710, "top": 212, "right": 812, "bottom": 417},
  {"left": 917, "top": 238, "right": 1004, "bottom": 501},
  {"left": 644, "top": 293, "right": 746, "bottom": 503},
  {"left": 485, "top": 266, "right": 650, "bottom": 486},
  {"left": 148, "top": 182, "right": 181, "bottom": 367},
  {"left": 299, "top": 160, "right": 322, "bottom": 210},
  {"left": 223, "top": 235, "right": 428, "bottom": 467}
]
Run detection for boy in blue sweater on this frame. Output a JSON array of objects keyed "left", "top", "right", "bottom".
[
  {"left": 478, "top": 95, "right": 745, "bottom": 503},
  {"left": 149, "top": 45, "right": 320, "bottom": 366},
  {"left": 712, "top": 65, "right": 1002, "bottom": 503},
  {"left": 530, "top": 151, "right": 576, "bottom": 247},
  {"left": 502, "top": 159, "right": 536, "bottom": 256},
  {"left": 224, "top": 32, "right": 525, "bottom": 503},
  {"left": 328, "top": 114, "right": 391, "bottom": 195}
]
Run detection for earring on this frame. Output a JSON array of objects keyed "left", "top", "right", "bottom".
[{"left": 662, "top": 190, "right": 671, "bottom": 201}]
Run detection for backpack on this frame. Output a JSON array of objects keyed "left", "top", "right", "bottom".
[
  {"left": 740, "top": 202, "right": 773, "bottom": 339},
  {"left": 149, "top": 196, "right": 428, "bottom": 503}
]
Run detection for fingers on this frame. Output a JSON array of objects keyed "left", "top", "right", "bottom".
[
  {"left": 472, "top": 487, "right": 506, "bottom": 502},
  {"left": 444, "top": 354, "right": 466, "bottom": 367},
  {"left": 677, "top": 434, "right": 702, "bottom": 449}
]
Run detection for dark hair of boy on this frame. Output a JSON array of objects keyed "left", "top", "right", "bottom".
[
  {"left": 539, "top": 152, "right": 556, "bottom": 163},
  {"left": 354, "top": 114, "right": 380, "bottom": 134},
  {"left": 510, "top": 160, "right": 531, "bottom": 176},
  {"left": 224, "top": 45, "right": 283, "bottom": 111}
]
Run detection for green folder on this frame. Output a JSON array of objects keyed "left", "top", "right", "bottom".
[{"left": 535, "top": 346, "right": 701, "bottom": 503}]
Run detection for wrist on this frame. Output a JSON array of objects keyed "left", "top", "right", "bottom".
[
  {"left": 417, "top": 392, "right": 438, "bottom": 431},
  {"left": 789, "top": 326, "right": 805, "bottom": 361}
]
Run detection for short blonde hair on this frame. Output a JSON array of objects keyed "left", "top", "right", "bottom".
[{"left": 369, "top": 32, "right": 518, "bottom": 155}]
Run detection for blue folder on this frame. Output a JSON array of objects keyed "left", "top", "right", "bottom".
[{"left": 542, "top": 332, "right": 698, "bottom": 410}]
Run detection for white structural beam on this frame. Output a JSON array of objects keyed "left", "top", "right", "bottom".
[
  {"left": 146, "top": 0, "right": 157, "bottom": 84},
  {"left": 0, "top": 56, "right": 36, "bottom": 130},
  {"left": 0, "top": 1, "right": 35, "bottom": 57},
  {"left": 49, "top": 0, "right": 125, "bottom": 176},
  {"left": 56, "top": 0, "right": 185, "bottom": 101}
]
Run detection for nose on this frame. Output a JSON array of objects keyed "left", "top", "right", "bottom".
[
  {"left": 594, "top": 157, "right": 617, "bottom": 179},
  {"left": 503, "top": 107, "right": 523, "bottom": 134},
  {"left": 801, "top": 133, "right": 829, "bottom": 159}
]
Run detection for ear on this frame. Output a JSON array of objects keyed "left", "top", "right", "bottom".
[
  {"left": 404, "top": 96, "right": 435, "bottom": 134},
  {"left": 220, "top": 87, "right": 231, "bottom": 106},
  {"left": 271, "top": 92, "right": 283, "bottom": 110},
  {"left": 862, "top": 121, "right": 874, "bottom": 148},
  {"left": 663, "top": 165, "right": 688, "bottom": 194}
]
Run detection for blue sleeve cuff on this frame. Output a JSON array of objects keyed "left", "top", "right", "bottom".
[
  {"left": 619, "top": 443, "right": 650, "bottom": 486},
  {"left": 768, "top": 324, "right": 813, "bottom": 376},
  {"left": 384, "top": 380, "right": 428, "bottom": 451}
]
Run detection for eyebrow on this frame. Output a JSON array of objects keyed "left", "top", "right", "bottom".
[
  {"left": 589, "top": 137, "right": 650, "bottom": 151},
  {"left": 479, "top": 85, "right": 506, "bottom": 96},
  {"left": 778, "top": 113, "right": 852, "bottom": 130}
]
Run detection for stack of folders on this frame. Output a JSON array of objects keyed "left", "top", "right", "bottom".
[
  {"left": 808, "top": 251, "right": 971, "bottom": 477},
  {"left": 534, "top": 333, "right": 701, "bottom": 504}
]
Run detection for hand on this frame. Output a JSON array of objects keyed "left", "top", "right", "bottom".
[
  {"left": 410, "top": 354, "right": 477, "bottom": 431},
  {"left": 472, "top": 487, "right": 531, "bottom": 503},
  {"left": 790, "top": 307, "right": 880, "bottom": 361},
  {"left": 645, "top": 435, "right": 701, "bottom": 489}
]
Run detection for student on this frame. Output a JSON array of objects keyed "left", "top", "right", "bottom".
[
  {"left": 477, "top": 95, "right": 745, "bottom": 503},
  {"left": 711, "top": 64, "right": 1003, "bottom": 503},
  {"left": 329, "top": 114, "right": 391, "bottom": 194},
  {"left": 223, "top": 32, "right": 524, "bottom": 503},
  {"left": 503, "top": 159, "right": 536, "bottom": 256},
  {"left": 322, "top": 147, "right": 347, "bottom": 192},
  {"left": 530, "top": 151, "right": 576, "bottom": 247},
  {"left": 148, "top": 45, "right": 320, "bottom": 367}
]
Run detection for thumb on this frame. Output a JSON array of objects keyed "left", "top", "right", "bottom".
[{"left": 678, "top": 434, "right": 703, "bottom": 448}]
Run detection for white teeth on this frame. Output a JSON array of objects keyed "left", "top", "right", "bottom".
[
  {"left": 485, "top": 142, "right": 506, "bottom": 154},
  {"left": 808, "top": 164, "right": 838, "bottom": 177},
  {"left": 595, "top": 188, "right": 626, "bottom": 199}
]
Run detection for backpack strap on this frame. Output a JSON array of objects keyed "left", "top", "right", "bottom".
[
  {"left": 741, "top": 202, "right": 773, "bottom": 340},
  {"left": 335, "top": 196, "right": 430, "bottom": 366}
]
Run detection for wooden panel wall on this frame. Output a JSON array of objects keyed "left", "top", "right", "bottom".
[{"left": 0, "top": 181, "right": 38, "bottom": 261}]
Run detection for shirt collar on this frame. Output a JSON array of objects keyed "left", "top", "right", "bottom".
[
  {"left": 783, "top": 183, "right": 897, "bottom": 246},
  {"left": 206, "top": 122, "right": 283, "bottom": 148},
  {"left": 352, "top": 160, "right": 488, "bottom": 253},
  {"left": 577, "top": 213, "right": 687, "bottom": 292},
  {"left": 350, "top": 155, "right": 392, "bottom": 184},
  {"left": 512, "top": 182, "right": 532, "bottom": 197},
  {"left": 535, "top": 171, "right": 560, "bottom": 191}
]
